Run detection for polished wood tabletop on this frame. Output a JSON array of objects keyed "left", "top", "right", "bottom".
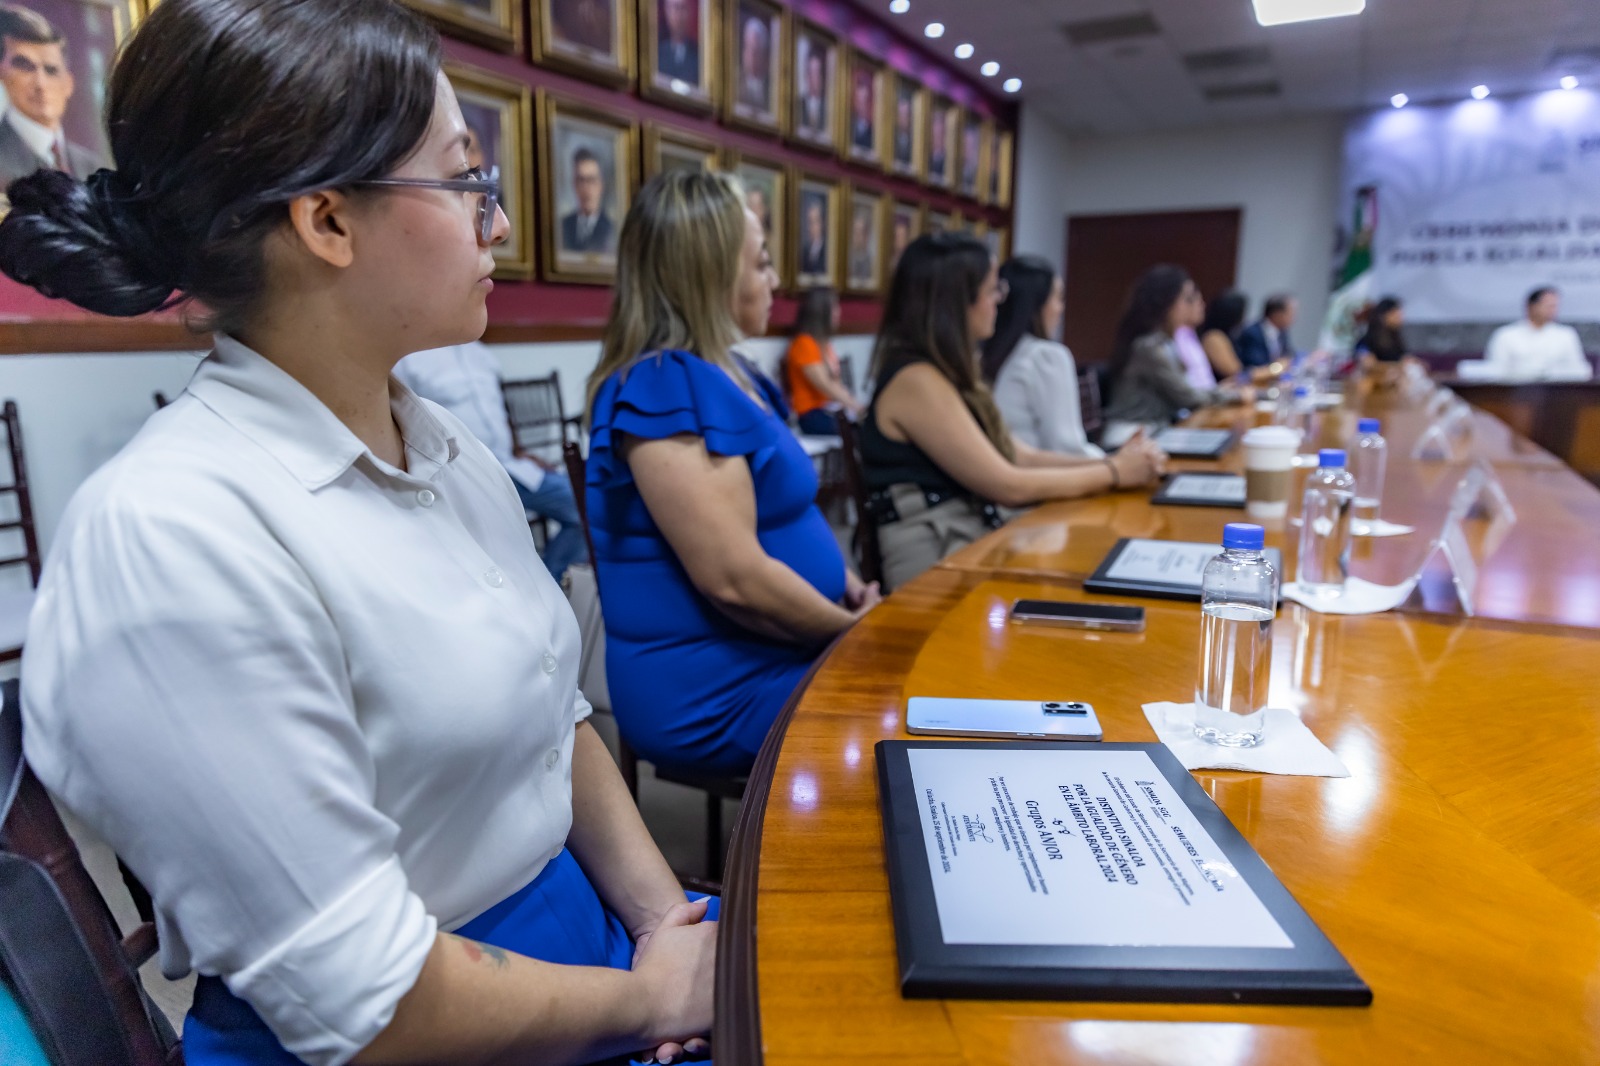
[{"left": 713, "top": 374, "right": 1600, "bottom": 1065}]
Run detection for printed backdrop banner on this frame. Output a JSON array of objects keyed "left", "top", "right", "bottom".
[{"left": 1326, "top": 90, "right": 1600, "bottom": 345}]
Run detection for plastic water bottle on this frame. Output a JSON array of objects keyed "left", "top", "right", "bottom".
[
  {"left": 1194, "top": 523, "right": 1276, "bottom": 748},
  {"left": 1350, "top": 418, "right": 1387, "bottom": 524},
  {"left": 1296, "top": 449, "right": 1356, "bottom": 597},
  {"left": 1278, "top": 385, "right": 1314, "bottom": 447}
]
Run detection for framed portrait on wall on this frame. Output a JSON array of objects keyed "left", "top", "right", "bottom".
[
  {"left": 447, "top": 63, "right": 534, "bottom": 279},
  {"left": 642, "top": 122, "right": 719, "bottom": 177},
  {"left": 402, "top": 0, "right": 520, "bottom": 51},
  {"left": 0, "top": 0, "right": 139, "bottom": 210},
  {"left": 533, "top": 0, "right": 634, "bottom": 87},
  {"left": 723, "top": 0, "right": 786, "bottom": 134},
  {"left": 959, "top": 111, "right": 988, "bottom": 200},
  {"left": 640, "top": 0, "right": 717, "bottom": 112},
  {"left": 842, "top": 186, "right": 885, "bottom": 295},
  {"left": 926, "top": 94, "right": 958, "bottom": 190},
  {"left": 888, "top": 199, "right": 925, "bottom": 276},
  {"left": 990, "top": 128, "right": 1013, "bottom": 208},
  {"left": 793, "top": 173, "right": 839, "bottom": 288},
  {"left": 887, "top": 72, "right": 925, "bottom": 180},
  {"left": 726, "top": 151, "right": 789, "bottom": 289},
  {"left": 538, "top": 92, "right": 638, "bottom": 283},
  {"left": 844, "top": 49, "right": 885, "bottom": 167},
  {"left": 789, "top": 18, "right": 839, "bottom": 153}
]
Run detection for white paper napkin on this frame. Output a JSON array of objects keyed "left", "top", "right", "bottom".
[
  {"left": 1142, "top": 702, "right": 1350, "bottom": 777},
  {"left": 1351, "top": 517, "right": 1415, "bottom": 538},
  {"left": 1281, "top": 575, "right": 1417, "bottom": 615}
]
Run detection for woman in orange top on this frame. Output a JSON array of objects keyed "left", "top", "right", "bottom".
[{"left": 786, "top": 286, "right": 863, "bottom": 433}]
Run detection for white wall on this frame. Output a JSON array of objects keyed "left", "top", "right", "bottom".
[
  {"left": 1014, "top": 112, "right": 1346, "bottom": 338},
  {"left": 1061, "top": 115, "right": 1344, "bottom": 334},
  {"left": 1, "top": 333, "right": 877, "bottom": 572}
]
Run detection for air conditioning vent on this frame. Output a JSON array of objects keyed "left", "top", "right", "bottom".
[
  {"left": 1203, "top": 80, "right": 1282, "bottom": 101},
  {"left": 1184, "top": 46, "right": 1273, "bottom": 74},
  {"left": 1062, "top": 13, "right": 1161, "bottom": 46}
]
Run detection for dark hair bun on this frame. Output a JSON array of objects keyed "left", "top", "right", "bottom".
[{"left": 0, "top": 168, "right": 176, "bottom": 317}]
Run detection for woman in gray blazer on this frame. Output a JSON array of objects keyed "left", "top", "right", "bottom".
[{"left": 1103, "top": 265, "right": 1245, "bottom": 426}]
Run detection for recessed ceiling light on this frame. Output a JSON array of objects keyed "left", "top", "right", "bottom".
[
  {"left": 1561, "top": 75, "right": 1579, "bottom": 90},
  {"left": 981, "top": 61, "right": 1000, "bottom": 77},
  {"left": 889, "top": 0, "right": 909, "bottom": 12},
  {"left": 1471, "top": 84, "right": 1490, "bottom": 99},
  {"left": 1390, "top": 93, "right": 1408, "bottom": 108},
  {"left": 1251, "top": 0, "right": 1364, "bottom": 26},
  {"left": 1003, "top": 78, "right": 1022, "bottom": 93},
  {"left": 924, "top": 22, "right": 944, "bottom": 38},
  {"left": 954, "top": 43, "right": 974, "bottom": 59}
]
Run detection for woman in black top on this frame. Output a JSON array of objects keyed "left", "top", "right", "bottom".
[
  {"left": 1359, "top": 296, "right": 1408, "bottom": 363},
  {"left": 860, "top": 233, "right": 1165, "bottom": 590}
]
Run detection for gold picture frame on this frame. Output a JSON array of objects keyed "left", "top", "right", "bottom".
[
  {"left": 532, "top": 0, "right": 636, "bottom": 88},
  {"left": 844, "top": 47, "right": 887, "bottom": 168},
  {"left": 958, "top": 110, "right": 990, "bottom": 201},
  {"left": 723, "top": 0, "right": 788, "bottom": 135},
  {"left": 842, "top": 184, "right": 886, "bottom": 295},
  {"left": 446, "top": 62, "right": 535, "bottom": 279},
  {"left": 639, "top": 0, "right": 718, "bottom": 114},
  {"left": 887, "top": 199, "right": 925, "bottom": 277},
  {"left": 886, "top": 71, "right": 926, "bottom": 181},
  {"left": 725, "top": 150, "right": 791, "bottom": 290},
  {"left": 403, "top": 0, "right": 520, "bottom": 51},
  {"left": 788, "top": 16, "right": 841, "bottom": 155},
  {"left": 793, "top": 172, "right": 841, "bottom": 289},
  {"left": 992, "top": 129, "right": 1014, "bottom": 208},
  {"left": 538, "top": 91, "right": 639, "bottom": 283},
  {"left": 642, "top": 122, "right": 720, "bottom": 178},
  {"left": 926, "top": 94, "right": 958, "bottom": 190}
]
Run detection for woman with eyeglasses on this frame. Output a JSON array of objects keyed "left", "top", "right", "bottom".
[
  {"left": 585, "top": 171, "right": 879, "bottom": 780},
  {"left": 1103, "top": 264, "right": 1250, "bottom": 430},
  {"left": 861, "top": 234, "right": 1166, "bottom": 590},
  {"left": 1, "top": 2, "right": 715, "bottom": 1064}
]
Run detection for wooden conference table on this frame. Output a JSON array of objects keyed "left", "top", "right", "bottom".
[{"left": 712, "top": 372, "right": 1600, "bottom": 1065}]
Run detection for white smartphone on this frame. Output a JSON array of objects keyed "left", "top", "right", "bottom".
[{"left": 905, "top": 697, "right": 1104, "bottom": 741}]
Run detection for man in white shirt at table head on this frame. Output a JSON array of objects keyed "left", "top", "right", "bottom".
[{"left": 1483, "top": 286, "right": 1593, "bottom": 382}]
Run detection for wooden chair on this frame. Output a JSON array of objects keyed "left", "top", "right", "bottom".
[
  {"left": 834, "top": 410, "right": 883, "bottom": 587},
  {"left": 0, "top": 401, "right": 42, "bottom": 663},
  {"left": 1078, "top": 365, "right": 1106, "bottom": 444},
  {"left": 1, "top": 679, "right": 181, "bottom": 1064},
  {"left": 562, "top": 439, "right": 744, "bottom": 886}
]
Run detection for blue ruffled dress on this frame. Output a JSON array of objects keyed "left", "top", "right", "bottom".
[{"left": 587, "top": 350, "right": 848, "bottom": 775}]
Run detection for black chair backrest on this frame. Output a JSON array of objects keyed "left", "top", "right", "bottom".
[
  {"left": 0, "top": 679, "right": 179, "bottom": 1065},
  {"left": 502, "top": 372, "right": 568, "bottom": 464},
  {"left": 833, "top": 411, "right": 882, "bottom": 587},
  {"left": 0, "top": 400, "right": 42, "bottom": 588},
  {"left": 151, "top": 392, "right": 170, "bottom": 410},
  {"left": 1077, "top": 367, "right": 1104, "bottom": 441},
  {"left": 838, "top": 353, "right": 857, "bottom": 396},
  {"left": 561, "top": 440, "right": 599, "bottom": 572}
]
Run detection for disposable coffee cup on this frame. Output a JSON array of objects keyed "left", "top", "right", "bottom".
[{"left": 1242, "top": 425, "right": 1299, "bottom": 519}]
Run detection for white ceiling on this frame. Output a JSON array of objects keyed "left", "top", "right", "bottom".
[{"left": 851, "top": 0, "right": 1600, "bottom": 134}]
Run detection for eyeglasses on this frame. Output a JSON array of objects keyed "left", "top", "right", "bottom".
[{"left": 351, "top": 166, "right": 501, "bottom": 242}]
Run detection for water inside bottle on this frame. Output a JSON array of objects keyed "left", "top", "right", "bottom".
[
  {"left": 1193, "top": 602, "right": 1273, "bottom": 747},
  {"left": 1297, "top": 485, "right": 1354, "bottom": 595}
]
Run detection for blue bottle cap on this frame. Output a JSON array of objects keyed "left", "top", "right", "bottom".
[
  {"left": 1319, "top": 448, "right": 1347, "bottom": 467},
  {"left": 1222, "top": 523, "right": 1265, "bottom": 551},
  {"left": 1358, "top": 418, "right": 1381, "bottom": 434},
  {"left": 1294, "top": 385, "right": 1311, "bottom": 396}
]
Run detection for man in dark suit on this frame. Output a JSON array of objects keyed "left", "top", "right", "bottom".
[
  {"left": 893, "top": 89, "right": 914, "bottom": 166},
  {"left": 0, "top": 5, "right": 106, "bottom": 191},
  {"left": 850, "top": 71, "right": 875, "bottom": 152},
  {"left": 800, "top": 198, "right": 827, "bottom": 276},
  {"left": 560, "top": 147, "right": 614, "bottom": 254},
  {"left": 928, "top": 110, "right": 948, "bottom": 181},
  {"left": 657, "top": 0, "right": 699, "bottom": 85},
  {"left": 1236, "top": 294, "right": 1298, "bottom": 368},
  {"left": 551, "top": 0, "right": 612, "bottom": 54},
  {"left": 798, "top": 45, "right": 827, "bottom": 136},
  {"left": 736, "top": 13, "right": 770, "bottom": 110}
]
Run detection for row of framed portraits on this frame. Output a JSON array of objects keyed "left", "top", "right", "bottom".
[
  {"left": 410, "top": 0, "right": 1014, "bottom": 205},
  {"left": 462, "top": 63, "right": 1010, "bottom": 290}
]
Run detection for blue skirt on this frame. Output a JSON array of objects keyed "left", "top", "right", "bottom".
[{"left": 183, "top": 849, "right": 718, "bottom": 1065}]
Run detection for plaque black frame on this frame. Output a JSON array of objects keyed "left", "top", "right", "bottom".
[
  {"left": 1150, "top": 471, "right": 1248, "bottom": 509},
  {"left": 1084, "top": 538, "right": 1282, "bottom": 603},
  {"left": 875, "top": 741, "right": 1372, "bottom": 1005}
]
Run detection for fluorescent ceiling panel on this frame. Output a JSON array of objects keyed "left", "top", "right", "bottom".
[{"left": 1252, "top": 0, "right": 1365, "bottom": 28}]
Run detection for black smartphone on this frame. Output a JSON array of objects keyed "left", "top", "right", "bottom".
[{"left": 1009, "top": 599, "right": 1147, "bottom": 633}]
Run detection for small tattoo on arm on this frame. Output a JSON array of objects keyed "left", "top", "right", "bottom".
[{"left": 455, "top": 935, "right": 511, "bottom": 969}]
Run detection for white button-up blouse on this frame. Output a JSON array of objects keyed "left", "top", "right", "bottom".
[{"left": 20, "top": 336, "right": 591, "bottom": 1066}]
